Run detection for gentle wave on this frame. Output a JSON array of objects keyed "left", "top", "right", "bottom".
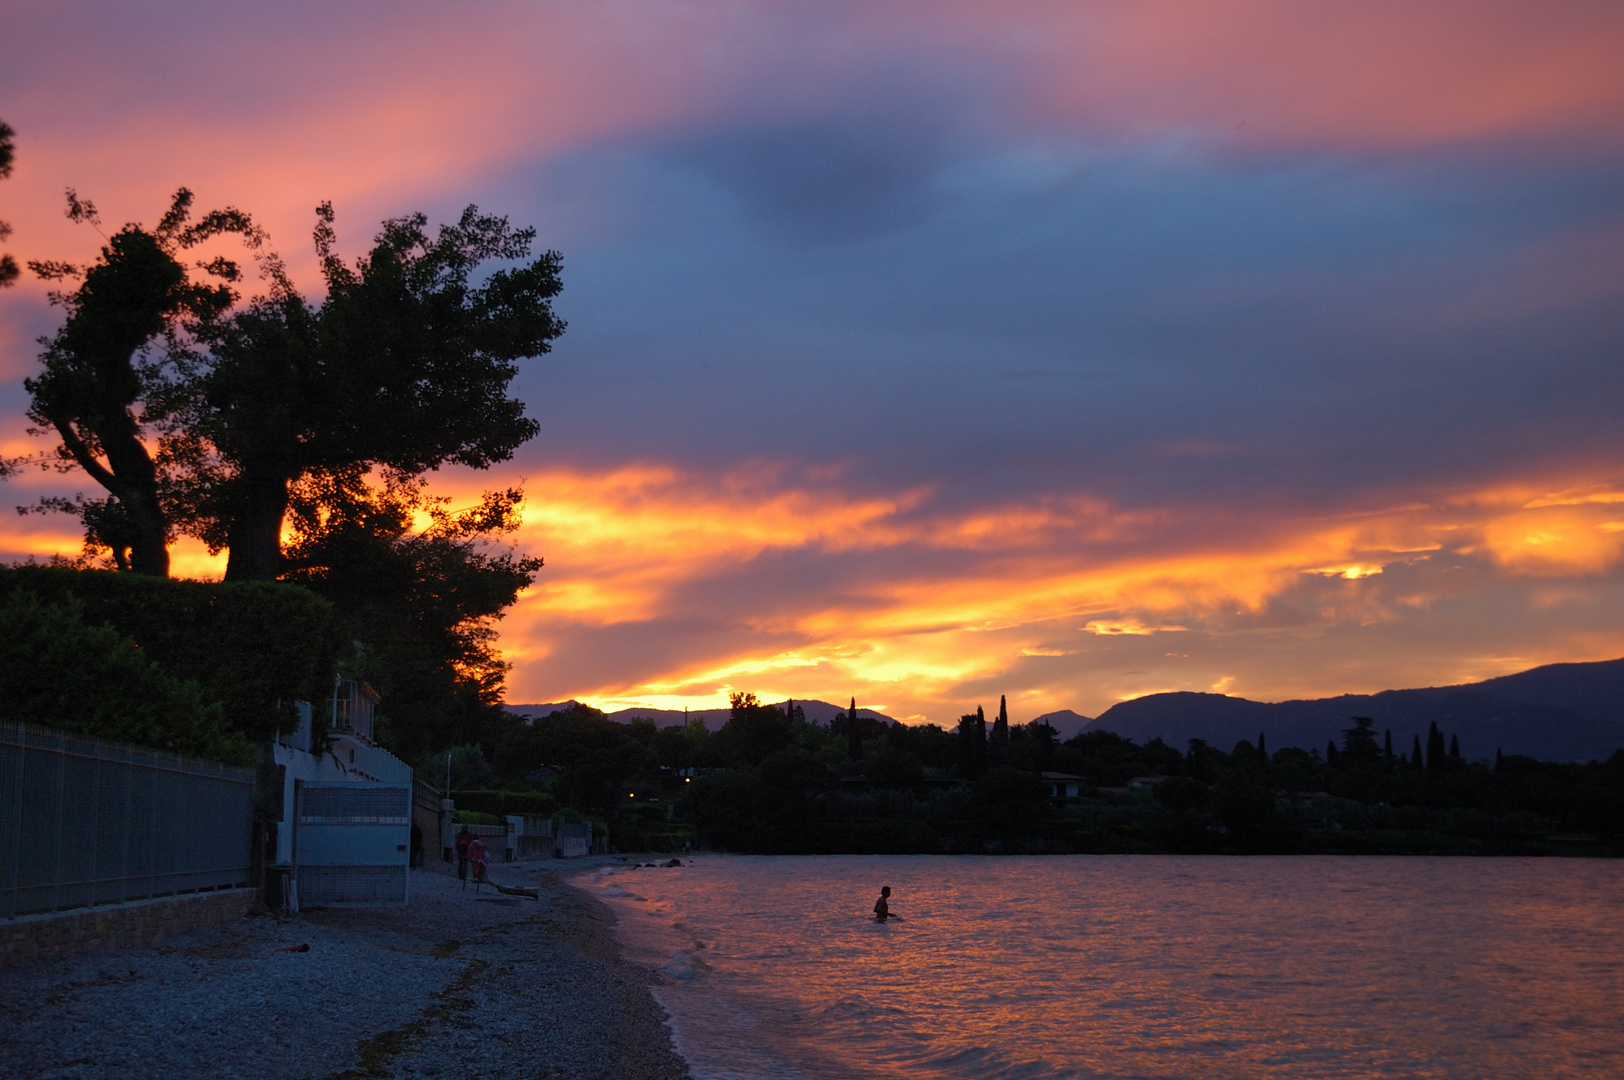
[{"left": 581, "top": 855, "right": 1624, "bottom": 1080}]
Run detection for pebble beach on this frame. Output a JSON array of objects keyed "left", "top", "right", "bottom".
[{"left": 0, "top": 861, "right": 689, "bottom": 1080}]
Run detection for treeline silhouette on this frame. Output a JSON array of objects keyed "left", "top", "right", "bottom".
[{"left": 440, "top": 693, "right": 1623, "bottom": 856}]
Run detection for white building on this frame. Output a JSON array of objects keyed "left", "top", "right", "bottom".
[{"left": 270, "top": 679, "right": 413, "bottom": 908}]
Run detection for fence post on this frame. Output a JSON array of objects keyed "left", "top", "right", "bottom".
[
  {"left": 121, "top": 754, "right": 132, "bottom": 905},
  {"left": 50, "top": 729, "right": 63, "bottom": 914},
  {"left": 7, "top": 724, "right": 23, "bottom": 920},
  {"left": 88, "top": 738, "right": 101, "bottom": 908},
  {"left": 289, "top": 779, "right": 301, "bottom": 915}
]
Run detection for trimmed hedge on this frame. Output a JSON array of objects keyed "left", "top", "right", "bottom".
[
  {"left": 0, "top": 566, "right": 337, "bottom": 742},
  {"left": 0, "top": 591, "right": 254, "bottom": 765},
  {"left": 449, "top": 789, "right": 559, "bottom": 818}
]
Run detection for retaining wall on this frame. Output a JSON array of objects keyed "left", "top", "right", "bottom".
[{"left": 0, "top": 887, "right": 256, "bottom": 968}]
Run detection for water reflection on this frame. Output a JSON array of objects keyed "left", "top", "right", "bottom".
[{"left": 584, "top": 856, "right": 1624, "bottom": 1079}]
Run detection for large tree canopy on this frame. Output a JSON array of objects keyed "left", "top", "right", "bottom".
[
  {"left": 24, "top": 195, "right": 563, "bottom": 581},
  {"left": 173, "top": 202, "right": 564, "bottom": 580}
]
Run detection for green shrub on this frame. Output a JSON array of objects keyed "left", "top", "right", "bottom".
[
  {"left": 0, "top": 591, "right": 253, "bottom": 765},
  {"left": 0, "top": 566, "right": 337, "bottom": 741},
  {"left": 452, "top": 809, "right": 502, "bottom": 825}
]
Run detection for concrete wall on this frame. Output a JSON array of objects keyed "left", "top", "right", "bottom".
[
  {"left": 412, "top": 778, "right": 444, "bottom": 865},
  {"left": 1, "top": 887, "right": 256, "bottom": 968}
]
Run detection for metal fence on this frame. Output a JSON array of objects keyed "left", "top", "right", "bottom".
[{"left": 0, "top": 721, "right": 254, "bottom": 919}]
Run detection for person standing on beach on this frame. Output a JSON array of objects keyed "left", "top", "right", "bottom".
[
  {"left": 468, "top": 836, "right": 490, "bottom": 886},
  {"left": 874, "top": 886, "right": 891, "bottom": 922},
  {"left": 455, "top": 828, "right": 473, "bottom": 883}
]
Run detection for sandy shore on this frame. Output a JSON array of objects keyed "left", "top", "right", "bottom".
[{"left": 0, "top": 860, "right": 689, "bottom": 1080}]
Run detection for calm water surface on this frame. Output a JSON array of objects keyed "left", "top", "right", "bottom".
[{"left": 576, "top": 856, "right": 1624, "bottom": 1080}]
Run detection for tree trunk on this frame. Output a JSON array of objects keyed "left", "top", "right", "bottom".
[
  {"left": 52, "top": 414, "right": 170, "bottom": 577},
  {"left": 223, "top": 473, "right": 290, "bottom": 581}
]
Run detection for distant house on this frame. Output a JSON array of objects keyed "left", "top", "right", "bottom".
[
  {"left": 555, "top": 822, "right": 593, "bottom": 858},
  {"left": 269, "top": 678, "right": 415, "bottom": 909},
  {"left": 1128, "top": 776, "right": 1170, "bottom": 791},
  {"left": 1040, "top": 772, "right": 1087, "bottom": 800}
]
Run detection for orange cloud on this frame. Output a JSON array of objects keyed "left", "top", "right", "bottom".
[
  {"left": 2, "top": 458, "right": 1622, "bottom": 721},
  {"left": 459, "top": 464, "right": 1624, "bottom": 719}
]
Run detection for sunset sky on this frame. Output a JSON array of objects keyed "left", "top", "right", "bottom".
[{"left": 3, "top": 1, "right": 1623, "bottom": 724}]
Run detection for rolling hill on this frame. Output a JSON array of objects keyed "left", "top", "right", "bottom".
[{"left": 1082, "top": 658, "right": 1624, "bottom": 762}]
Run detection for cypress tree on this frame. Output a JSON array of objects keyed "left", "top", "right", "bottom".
[
  {"left": 847, "top": 696, "right": 861, "bottom": 759},
  {"left": 1411, "top": 733, "right": 1424, "bottom": 767},
  {"left": 1187, "top": 738, "right": 1208, "bottom": 781},
  {"left": 1257, "top": 731, "right": 1267, "bottom": 758},
  {"left": 1426, "top": 721, "right": 1446, "bottom": 771},
  {"left": 1448, "top": 733, "right": 1462, "bottom": 767},
  {"left": 974, "top": 705, "right": 988, "bottom": 777},
  {"left": 1326, "top": 739, "right": 1340, "bottom": 766},
  {"left": 1495, "top": 747, "right": 1504, "bottom": 774},
  {"left": 991, "top": 695, "right": 1010, "bottom": 764},
  {"left": 1384, "top": 729, "right": 1394, "bottom": 761}
]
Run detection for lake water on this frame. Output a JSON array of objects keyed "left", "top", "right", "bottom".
[{"left": 576, "top": 855, "right": 1624, "bottom": 1080}]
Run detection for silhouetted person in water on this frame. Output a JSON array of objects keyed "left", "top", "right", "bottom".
[{"left": 874, "top": 886, "right": 891, "bottom": 922}]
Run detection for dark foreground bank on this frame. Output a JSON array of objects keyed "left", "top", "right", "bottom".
[{"left": 0, "top": 862, "right": 687, "bottom": 1080}]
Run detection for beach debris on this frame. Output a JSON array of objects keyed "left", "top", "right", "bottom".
[{"left": 491, "top": 881, "right": 539, "bottom": 900}]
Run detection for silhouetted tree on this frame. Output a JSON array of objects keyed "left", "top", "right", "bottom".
[
  {"left": 174, "top": 202, "right": 564, "bottom": 580},
  {"left": 847, "top": 696, "right": 861, "bottom": 758},
  {"left": 1186, "top": 738, "right": 1210, "bottom": 781},
  {"left": 1326, "top": 739, "right": 1340, "bottom": 766},
  {"left": 1448, "top": 733, "right": 1462, "bottom": 767},
  {"left": 1427, "top": 721, "right": 1447, "bottom": 771},
  {"left": 716, "top": 692, "right": 795, "bottom": 767},
  {"left": 278, "top": 474, "right": 541, "bottom": 757},
  {"left": 990, "top": 694, "right": 1010, "bottom": 765},
  {"left": 22, "top": 194, "right": 562, "bottom": 582},
  {"left": 975, "top": 705, "right": 988, "bottom": 776},
  {"left": 1257, "top": 731, "right": 1267, "bottom": 758},
  {"left": 1384, "top": 729, "right": 1394, "bottom": 761},
  {"left": 1343, "top": 717, "right": 1380, "bottom": 761},
  {"left": 1032, "top": 721, "right": 1058, "bottom": 769},
  {"left": 1412, "top": 733, "right": 1424, "bottom": 768},
  {"left": 958, "top": 709, "right": 988, "bottom": 779},
  {"left": 24, "top": 189, "right": 264, "bottom": 574}
]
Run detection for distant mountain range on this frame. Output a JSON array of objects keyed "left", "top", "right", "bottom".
[
  {"left": 1061, "top": 657, "right": 1624, "bottom": 763},
  {"left": 508, "top": 658, "right": 1624, "bottom": 761},
  {"left": 505, "top": 699, "right": 895, "bottom": 732}
]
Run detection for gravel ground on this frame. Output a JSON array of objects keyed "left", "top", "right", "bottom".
[{"left": 0, "top": 861, "right": 689, "bottom": 1080}]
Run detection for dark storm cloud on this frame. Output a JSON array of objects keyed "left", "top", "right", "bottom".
[
  {"left": 666, "top": 116, "right": 952, "bottom": 242},
  {"left": 511, "top": 130, "right": 1624, "bottom": 522}
]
